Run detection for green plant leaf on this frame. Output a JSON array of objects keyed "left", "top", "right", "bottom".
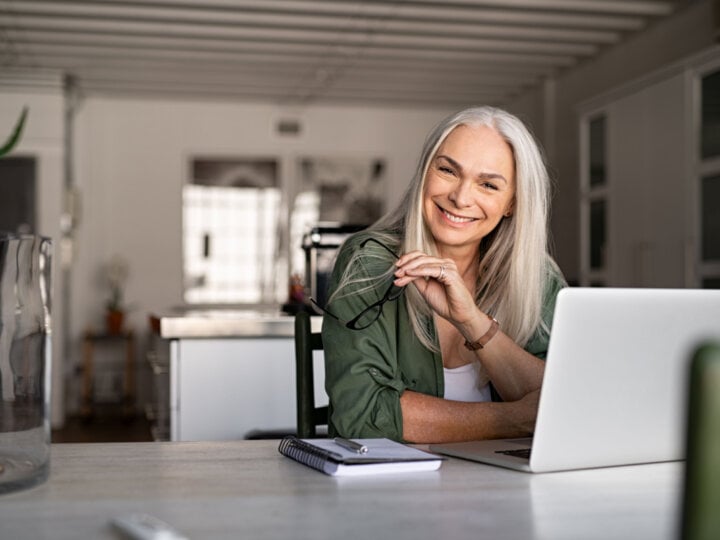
[{"left": 0, "top": 106, "right": 29, "bottom": 158}]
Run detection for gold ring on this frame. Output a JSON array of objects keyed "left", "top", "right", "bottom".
[{"left": 438, "top": 265, "right": 445, "bottom": 280}]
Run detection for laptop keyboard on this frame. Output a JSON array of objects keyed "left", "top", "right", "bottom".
[{"left": 495, "top": 447, "right": 532, "bottom": 459}]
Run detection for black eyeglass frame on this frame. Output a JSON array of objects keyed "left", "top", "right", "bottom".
[{"left": 311, "top": 237, "right": 403, "bottom": 330}]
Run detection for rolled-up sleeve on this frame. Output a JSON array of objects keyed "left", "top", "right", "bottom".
[{"left": 322, "top": 239, "right": 406, "bottom": 440}]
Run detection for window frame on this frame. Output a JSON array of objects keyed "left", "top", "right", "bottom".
[
  {"left": 579, "top": 110, "right": 610, "bottom": 287},
  {"left": 691, "top": 57, "right": 720, "bottom": 288}
]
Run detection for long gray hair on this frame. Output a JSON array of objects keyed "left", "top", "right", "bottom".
[{"left": 336, "top": 106, "right": 554, "bottom": 350}]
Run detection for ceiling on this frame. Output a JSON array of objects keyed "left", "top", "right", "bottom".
[{"left": 0, "top": 0, "right": 689, "bottom": 108}]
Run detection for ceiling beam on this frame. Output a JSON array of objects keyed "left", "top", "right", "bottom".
[
  {"left": 4, "top": 30, "right": 579, "bottom": 66},
  {"left": 407, "top": 0, "right": 675, "bottom": 16},
  {"left": 1, "top": 15, "right": 599, "bottom": 56},
  {"left": 1, "top": 2, "right": 622, "bottom": 44},
  {"left": 5, "top": 43, "right": 545, "bottom": 84},
  {"left": 13, "top": 0, "right": 652, "bottom": 30},
  {"left": 0, "top": 0, "right": 684, "bottom": 107}
]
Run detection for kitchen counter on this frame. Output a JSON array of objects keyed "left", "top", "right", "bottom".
[
  {"left": 146, "top": 307, "right": 326, "bottom": 440},
  {"left": 149, "top": 308, "right": 322, "bottom": 338}
]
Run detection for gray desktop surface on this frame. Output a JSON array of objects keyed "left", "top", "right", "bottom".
[{"left": 0, "top": 440, "right": 680, "bottom": 540}]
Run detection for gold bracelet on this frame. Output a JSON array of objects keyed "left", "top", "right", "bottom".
[{"left": 463, "top": 314, "right": 499, "bottom": 351}]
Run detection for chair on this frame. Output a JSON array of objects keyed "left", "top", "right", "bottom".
[{"left": 294, "top": 311, "right": 328, "bottom": 438}]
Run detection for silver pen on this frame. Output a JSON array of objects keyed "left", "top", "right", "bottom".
[{"left": 333, "top": 437, "right": 368, "bottom": 454}]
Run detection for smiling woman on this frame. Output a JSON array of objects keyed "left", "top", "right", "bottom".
[
  {"left": 423, "top": 124, "right": 516, "bottom": 254},
  {"left": 322, "top": 106, "right": 566, "bottom": 444}
]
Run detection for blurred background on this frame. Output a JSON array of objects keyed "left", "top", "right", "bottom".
[{"left": 0, "top": 0, "right": 717, "bottom": 439}]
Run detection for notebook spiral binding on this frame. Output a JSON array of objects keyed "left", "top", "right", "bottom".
[{"left": 278, "top": 436, "right": 337, "bottom": 472}]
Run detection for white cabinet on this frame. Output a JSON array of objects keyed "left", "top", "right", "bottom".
[
  {"left": 148, "top": 310, "right": 326, "bottom": 441},
  {"left": 579, "top": 47, "right": 720, "bottom": 288},
  {"left": 605, "top": 73, "right": 688, "bottom": 286},
  {"left": 169, "top": 337, "right": 327, "bottom": 441}
]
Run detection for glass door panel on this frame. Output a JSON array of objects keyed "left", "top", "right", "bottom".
[
  {"left": 701, "top": 70, "right": 720, "bottom": 159},
  {"left": 701, "top": 174, "right": 720, "bottom": 262},
  {"left": 699, "top": 68, "right": 720, "bottom": 288}
]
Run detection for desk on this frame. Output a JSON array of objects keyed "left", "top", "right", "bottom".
[{"left": 0, "top": 441, "right": 681, "bottom": 540}]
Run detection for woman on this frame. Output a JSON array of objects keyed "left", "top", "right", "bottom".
[{"left": 320, "top": 106, "right": 566, "bottom": 443}]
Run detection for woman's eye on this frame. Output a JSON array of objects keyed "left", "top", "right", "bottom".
[
  {"left": 438, "top": 166, "right": 455, "bottom": 175},
  {"left": 481, "top": 182, "right": 498, "bottom": 191}
]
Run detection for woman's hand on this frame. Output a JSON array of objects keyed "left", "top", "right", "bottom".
[
  {"left": 395, "top": 251, "right": 546, "bottom": 406},
  {"left": 393, "top": 251, "right": 479, "bottom": 327}
]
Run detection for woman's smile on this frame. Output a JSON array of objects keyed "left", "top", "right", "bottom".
[{"left": 436, "top": 203, "right": 478, "bottom": 225}]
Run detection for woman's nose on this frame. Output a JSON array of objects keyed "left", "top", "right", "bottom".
[{"left": 448, "top": 180, "right": 473, "bottom": 208}]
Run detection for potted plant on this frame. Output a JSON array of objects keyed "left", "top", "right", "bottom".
[{"left": 104, "top": 255, "right": 130, "bottom": 335}]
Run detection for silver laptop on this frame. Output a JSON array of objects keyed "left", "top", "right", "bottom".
[{"left": 430, "top": 287, "right": 720, "bottom": 473}]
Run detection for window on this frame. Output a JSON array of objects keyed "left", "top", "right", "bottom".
[
  {"left": 183, "top": 158, "right": 283, "bottom": 305},
  {"left": 701, "top": 70, "right": 720, "bottom": 159},
  {"left": 580, "top": 113, "right": 608, "bottom": 286},
  {"left": 589, "top": 116, "right": 607, "bottom": 188},
  {"left": 698, "top": 67, "right": 720, "bottom": 288},
  {"left": 289, "top": 190, "right": 320, "bottom": 281},
  {"left": 182, "top": 156, "right": 387, "bottom": 306},
  {"left": 701, "top": 174, "right": 720, "bottom": 262},
  {"left": 589, "top": 199, "right": 606, "bottom": 271}
]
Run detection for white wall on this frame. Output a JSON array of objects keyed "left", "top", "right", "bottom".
[
  {"left": 0, "top": 81, "right": 66, "bottom": 426},
  {"left": 508, "top": 0, "right": 716, "bottom": 283},
  {"left": 68, "top": 97, "right": 453, "bottom": 411}
]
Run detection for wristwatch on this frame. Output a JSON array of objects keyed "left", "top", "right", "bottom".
[{"left": 463, "top": 314, "right": 500, "bottom": 351}]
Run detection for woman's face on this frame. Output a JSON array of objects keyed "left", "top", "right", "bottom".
[{"left": 422, "top": 124, "right": 516, "bottom": 256}]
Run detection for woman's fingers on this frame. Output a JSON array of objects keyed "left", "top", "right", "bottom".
[
  {"left": 395, "top": 252, "right": 455, "bottom": 284},
  {"left": 394, "top": 251, "right": 479, "bottom": 325}
]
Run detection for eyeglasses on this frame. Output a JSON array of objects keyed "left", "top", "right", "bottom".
[{"left": 311, "top": 238, "right": 404, "bottom": 330}]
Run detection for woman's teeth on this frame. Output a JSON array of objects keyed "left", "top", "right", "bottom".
[{"left": 443, "top": 209, "right": 475, "bottom": 223}]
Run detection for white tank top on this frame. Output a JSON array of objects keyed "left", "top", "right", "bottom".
[{"left": 443, "top": 362, "right": 492, "bottom": 402}]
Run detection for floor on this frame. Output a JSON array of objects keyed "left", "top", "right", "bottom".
[{"left": 52, "top": 413, "right": 153, "bottom": 443}]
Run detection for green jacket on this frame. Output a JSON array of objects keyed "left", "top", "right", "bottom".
[{"left": 322, "top": 232, "right": 566, "bottom": 442}]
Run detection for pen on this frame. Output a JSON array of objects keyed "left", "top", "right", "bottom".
[{"left": 333, "top": 437, "right": 368, "bottom": 454}]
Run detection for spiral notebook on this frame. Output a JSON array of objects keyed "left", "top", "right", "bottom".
[{"left": 278, "top": 436, "right": 445, "bottom": 476}]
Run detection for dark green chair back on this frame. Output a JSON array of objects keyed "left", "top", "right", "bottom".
[
  {"left": 294, "top": 311, "right": 328, "bottom": 438},
  {"left": 681, "top": 342, "right": 720, "bottom": 540}
]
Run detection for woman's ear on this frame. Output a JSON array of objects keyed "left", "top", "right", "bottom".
[{"left": 503, "top": 201, "right": 514, "bottom": 218}]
